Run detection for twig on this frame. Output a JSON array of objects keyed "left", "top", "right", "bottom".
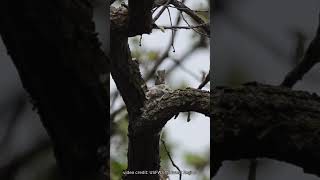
[
  {"left": 180, "top": 12, "right": 209, "bottom": 37},
  {"left": 166, "top": 6, "right": 176, "bottom": 52},
  {"left": 161, "top": 139, "right": 182, "bottom": 180},
  {"left": 166, "top": 38, "right": 206, "bottom": 77},
  {"left": 170, "top": 59, "right": 201, "bottom": 80},
  {"left": 169, "top": 40, "right": 206, "bottom": 120},
  {"left": 145, "top": 7, "right": 182, "bottom": 81},
  {"left": 152, "top": 0, "right": 171, "bottom": 23},
  {"left": 185, "top": 70, "right": 210, "bottom": 122},
  {"left": 197, "top": 71, "right": 210, "bottom": 89},
  {"left": 170, "top": 0, "right": 210, "bottom": 36},
  {"left": 281, "top": 13, "right": 320, "bottom": 88},
  {"left": 154, "top": 23, "right": 209, "bottom": 30},
  {"left": 193, "top": 10, "right": 209, "bottom": 13}
]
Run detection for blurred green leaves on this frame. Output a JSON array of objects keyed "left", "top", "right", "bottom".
[
  {"left": 184, "top": 152, "right": 208, "bottom": 171},
  {"left": 110, "top": 160, "right": 126, "bottom": 180},
  {"left": 130, "top": 37, "right": 160, "bottom": 62}
]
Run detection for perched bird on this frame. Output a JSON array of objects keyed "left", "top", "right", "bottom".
[{"left": 146, "top": 70, "right": 172, "bottom": 100}]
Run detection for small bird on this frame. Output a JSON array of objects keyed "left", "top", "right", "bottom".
[
  {"left": 155, "top": 70, "right": 166, "bottom": 85},
  {"left": 146, "top": 70, "right": 172, "bottom": 100}
]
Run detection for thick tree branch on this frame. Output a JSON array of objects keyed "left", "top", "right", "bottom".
[
  {"left": 123, "top": 88, "right": 209, "bottom": 180},
  {"left": 212, "top": 82, "right": 320, "bottom": 178},
  {"left": 0, "top": 1, "right": 109, "bottom": 179},
  {"left": 111, "top": 3, "right": 209, "bottom": 180},
  {"left": 133, "top": 88, "right": 210, "bottom": 135},
  {"left": 128, "top": 0, "right": 155, "bottom": 36},
  {"left": 110, "top": 6, "right": 147, "bottom": 121},
  {"left": 111, "top": 6, "right": 151, "bottom": 180}
]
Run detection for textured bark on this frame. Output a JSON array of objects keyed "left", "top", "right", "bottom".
[
  {"left": 128, "top": 0, "right": 154, "bottom": 37},
  {"left": 126, "top": 89, "right": 209, "bottom": 180},
  {"left": 133, "top": 88, "right": 210, "bottom": 135},
  {"left": 212, "top": 82, "right": 320, "bottom": 178},
  {"left": 0, "top": 1, "right": 109, "bottom": 180},
  {"left": 111, "top": 6, "right": 152, "bottom": 180},
  {"left": 110, "top": 5, "right": 210, "bottom": 180},
  {"left": 110, "top": 7, "right": 147, "bottom": 120}
]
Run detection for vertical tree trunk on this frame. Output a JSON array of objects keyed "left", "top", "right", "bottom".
[{"left": 0, "top": 0, "right": 109, "bottom": 179}]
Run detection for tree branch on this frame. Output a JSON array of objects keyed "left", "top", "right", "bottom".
[
  {"left": 128, "top": 0, "right": 155, "bottom": 36},
  {"left": 122, "top": 88, "right": 209, "bottom": 180},
  {"left": 170, "top": 0, "right": 210, "bottom": 37},
  {"left": 133, "top": 88, "right": 210, "bottom": 135},
  {"left": 111, "top": 6, "right": 153, "bottom": 180},
  {"left": 212, "top": 82, "right": 320, "bottom": 178},
  {"left": 110, "top": 6, "right": 147, "bottom": 121},
  {"left": 111, "top": 3, "right": 209, "bottom": 180},
  {"left": 281, "top": 14, "right": 320, "bottom": 88},
  {"left": 0, "top": 0, "right": 109, "bottom": 179}
]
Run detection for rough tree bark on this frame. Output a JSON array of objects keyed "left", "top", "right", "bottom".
[
  {"left": 211, "top": 12, "right": 320, "bottom": 179},
  {"left": 212, "top": 83, "right": 320, "bottom": 177},
  {"left": 5, "top": 0, "right": 320, "bottom": 179},
  {"left": 110, "top": 1, "right": 210, "bottom": 180},
  {"left": 0, "top": 0, "right": 109, "bottom": 180}
]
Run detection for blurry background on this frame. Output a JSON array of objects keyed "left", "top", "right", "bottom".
[
  {"left": 0, "top": 1, "right": 107, "bottom": 179},
  {"left": 213, "top": 0, "right": 320, "bottom": 179},
  {"left": 110, "top": 0, "right": 210, "bottom": 180}
]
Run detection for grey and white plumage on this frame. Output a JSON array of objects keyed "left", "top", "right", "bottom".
[
  {"left": 146, "top": 70, "right": 172, "bottom": 100},
  {"left": 146, "top": 84, "right": 172, "bottom": 100}
]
